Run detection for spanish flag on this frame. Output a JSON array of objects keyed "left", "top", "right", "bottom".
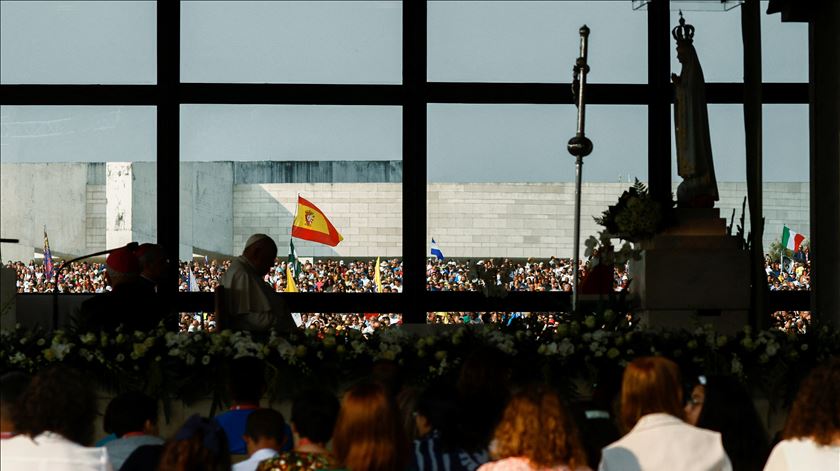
[{"left": 291, "top": 196, "right": 344, "bottom": 247}]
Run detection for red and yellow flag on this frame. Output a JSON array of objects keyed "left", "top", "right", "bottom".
[{"left": 291, "top": 196, "right": 344, "bottom": 247}]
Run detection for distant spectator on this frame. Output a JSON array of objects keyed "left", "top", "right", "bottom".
[
  {"left": 332, "top": 382, "right": 409, "bottom": 471},
  {"left": 0, "top": 367, "right": 112, "bottom": 471},
  {"left": 158, "top": 414, "right": 230, "bottom": 471},
  {"left": 0, "top": 371, "right": 30, "bottom": 439},
  {"left": 479, "top": 385, "right": 590, "bottom": 471},
  {"left": 235, "top": 409, "right": 287, "bottom": 471},
  {"left": 599, "top": 357, "right": 731, "bottom": 471},
  {"left": 102, "top": 392, "right": 165, "bottom": 470},
  {"left": 764, "top": 357, "right": 840, "bottom": 471}
]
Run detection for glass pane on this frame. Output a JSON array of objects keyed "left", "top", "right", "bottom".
[
  {"left": 427, "top": 104, "right": 646, "bottom": 276},
  {"left": 429, "top": 1, "right": 647, "bottom": 83},
  {"left": 761, "top": 0, "right": 808, "bottom": 83},
  {"left": 669, "top": 8, "right": 742, "bottom": 83},
  {"left": 181, "top": 1, "right": 402, "bottom": 84},
  {"left": 668, "top": 3, "right": 808, "bottom": 83},
  {"left": 1, "top": 106, "right": 157, "bottom": 293},
  {"left": 179, "top": 105, "right": 402, "bottom": 292},
  {"left": 0, "top": 1, "right": 156, "bottom": 84},
  {"left": 763, "top": 104, "right": 809, "bottom": 295}
]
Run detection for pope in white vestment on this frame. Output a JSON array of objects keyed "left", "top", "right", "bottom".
[{"left": 221, "top": 235, "right": 293, "bottom": 332}]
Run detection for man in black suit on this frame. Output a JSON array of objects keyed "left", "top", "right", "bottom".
[{"left": 76, "top": 245, "right": 174, "bottom": 333}]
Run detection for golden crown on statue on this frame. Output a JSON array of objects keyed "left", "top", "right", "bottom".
[{"left": 672, "top": 11, "right": 696, "bottom": 44}]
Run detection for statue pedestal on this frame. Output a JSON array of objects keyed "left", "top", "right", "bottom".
[{"left": 630, "top": 209, "right": 750, "bottom": 333}]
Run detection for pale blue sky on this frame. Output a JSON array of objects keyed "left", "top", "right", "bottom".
[{"left": 1, "top": 1, "right": 809, "bottom": 182}]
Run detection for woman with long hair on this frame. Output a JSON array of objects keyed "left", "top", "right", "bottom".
[
  {"left": 764, "top": 357, "right": 840, "bottom": 470},
  {"left": 478, "top": 385, "right": 590, "bottom": 471},
  {"left": 685, "top": 375, "right": 769, "bottom": 471},
  {"left": 332, "top": 382, "right": 409, "bottom": 471},
  {"left": 599, "top": 357, "right": 731, "bottom": 471}
]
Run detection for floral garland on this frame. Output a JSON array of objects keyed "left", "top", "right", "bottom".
[{"left": 2, "top": 318, "right": 838, "bottom": 408}]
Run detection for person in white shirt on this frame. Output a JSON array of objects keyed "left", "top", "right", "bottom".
[
  {"left": 233, "top": 409, "right": 287, "bottom": 471},
  {"left": 764, "top": 357, "right": 840, "bottom": 471},
  {"left": 599, "top": 357, "right": 731, "bottom": 471},
  {"left": 0, "top": 367, "right": 113, "bottom": 471}
]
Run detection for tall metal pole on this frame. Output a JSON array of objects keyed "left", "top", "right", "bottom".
[{"left": 568, "top": 26, "right": 593, "bottom": 312}]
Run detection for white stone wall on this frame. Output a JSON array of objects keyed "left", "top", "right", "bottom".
[
  {"left": 232, "top": 183, "right": 402, "bottom": 258},
  {"left": 231, "top": 182, "right": 811, "bottom": 259},
  {"left": 180, "top": 162, "right": 234, "bottom": 258},
  {"left": 85, "top": 184, "right": 106, "bottom": 251},
  {"left": 0, "top": 162, "right": 813, "bottom": 260},
  {"left": 0, "top": 163, "right": 90, "bottom": 261}
]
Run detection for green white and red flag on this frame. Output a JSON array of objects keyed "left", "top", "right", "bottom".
[{"left": 781, "top": 226, "right": 805, "bottom": 253}]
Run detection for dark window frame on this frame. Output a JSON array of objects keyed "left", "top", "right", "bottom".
[{"left": 0, "top": 0, "right": 809, "bottom": 323}]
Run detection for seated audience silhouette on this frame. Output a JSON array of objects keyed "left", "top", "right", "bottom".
[
  {"left": 213, "top": 357, "right": 293, "bottom": 456},
  {"left": 102, "top": 392, "right": 165, "bottom": 470},
  {"left": 258, "top": 388, "right": 340, "bottom": 471},
  {"left": 764, "top": 357, "right": 840, "bottom": 471},
  {"left": 234, "top": 408, "right": 287, "bottom": 471},
  {"left": 157, "top": 414, "right": 230, "bottom": 471},
  {"left": 412, "top": 379, "right": 489, "bottom": 471},
  {"left": 686, "top": 375, "right": 769, "bottom": 471},
  {"left": 478, "top": 384, "right": 591, "bottom": 471},
  {"left": 0, "top": 367, "right": 113, "bottom": 471},
  {"left": 0, "top": 371, "right": 30, "bottom": 440},
  {"left": 599, "top": 357, "right": 732, "bottom": 471},
  {"left": 332, "top": 381, "right": 409, "bottom": 471}
]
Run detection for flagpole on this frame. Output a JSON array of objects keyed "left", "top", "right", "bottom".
[{"left": 567, "top": 25, "right": 593, "bottom": 313}]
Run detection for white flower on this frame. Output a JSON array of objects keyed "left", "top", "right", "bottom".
[
  {"left": 558, "top": 338, "right": 575, "bottom": 357},
  {"left": 731, "top": 355, "right": 743, "bottom": 375},
  {"left": 201, "top": 355, "right": 211, "bottom": 366},
  {"left": 116, "top": 353, "right": 125, "bottom": 362},
  {"left": 49, "top": 341, "right": 73, "bottom": 361},
  {"left": 10, "top": 352, "right": 26, "bottom": 364},
  {"left": 80, "top": 333, "right": 97, "bottom": 345}
]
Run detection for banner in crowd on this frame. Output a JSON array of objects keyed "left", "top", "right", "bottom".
[
  {"left": 42, "top": 227, "right": 54, "bottom": 282},
  {"left": 291, "top": 196, "right": 344, "bottom": 247},
  {"left": 375, "top": 256, "right": 383, "bottom": 293},
  {"left": 286, "top": 239, "right": 300, "bottom": 293},
  {"left": 430, "top": 238, "right": 444, "bottom": 260}
]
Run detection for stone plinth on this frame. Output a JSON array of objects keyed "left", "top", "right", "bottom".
[{"left": 630, "top": 209, "right": 751, "bottom": 333}]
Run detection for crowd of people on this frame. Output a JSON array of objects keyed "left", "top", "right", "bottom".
[
  {"left": 6, "top": 253, "right": 810, "bottom": 296},
  {"left": 2, "top": 351, "right": 838, "bottom": 470},
  {"left": 5, "top": 252, "right": 813, "bottom": 333}
]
